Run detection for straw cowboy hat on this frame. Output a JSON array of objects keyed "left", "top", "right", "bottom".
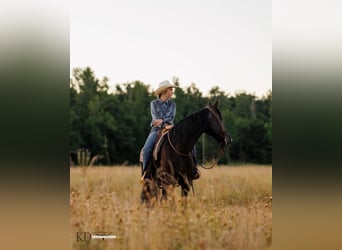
[{"left": 154, "top": 80, "right": 177, "bottom": 96}]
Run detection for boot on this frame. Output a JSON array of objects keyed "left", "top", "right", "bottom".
[
  {"left": 140, "top": 170, "right": 147, "bottom": 183},
  {"left": 141, "top": 166, "right": 151, "bottom": 183},
  {"left": 193, "top": 166, "right": 201, "bottom": 180}
]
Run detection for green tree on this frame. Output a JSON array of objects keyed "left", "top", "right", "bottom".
[
  {"left": 70, "top": 68, "right": 272, "bottom": 165},
  {"left": 70, "top": 67, "right": 117, "bottom": 164}
]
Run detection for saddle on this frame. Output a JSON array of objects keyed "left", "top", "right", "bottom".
[
  {"left": 139, "top": 128, "right": 170, "bottom": 165},
  {"left": 152, "top": 128, "right": 170, "bottom": 162}
]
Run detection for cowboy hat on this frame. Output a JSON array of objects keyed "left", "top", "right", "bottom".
[{"left": 154, "top": 80, "right": 176, "bottom": 96}]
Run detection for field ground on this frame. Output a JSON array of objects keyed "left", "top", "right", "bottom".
[{"left": 70, "top": 165, "right": 272, "bottom": 250}]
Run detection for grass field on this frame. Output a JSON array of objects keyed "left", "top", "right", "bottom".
[{"left": 70, "top": 165, "right": 272, "bottom": 250}]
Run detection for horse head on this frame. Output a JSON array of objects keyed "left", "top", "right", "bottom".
[{"left": 206, "top": 100, "right": 232, "bottom": 149}]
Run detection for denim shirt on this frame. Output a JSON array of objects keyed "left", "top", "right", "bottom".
[{"left": 150, "top": 99, "right": 176, "bottom": 129}]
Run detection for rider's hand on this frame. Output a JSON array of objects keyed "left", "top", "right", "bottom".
[
  {"left": 153, "top": 119, "right": 163, "bottom": 127},
  {"left": 164, "top": 125, "right": 174, "bottom": 130}
]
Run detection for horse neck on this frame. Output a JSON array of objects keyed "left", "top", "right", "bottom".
[{"left": 171, "top": 109, "right": 209, "bottom": 152}]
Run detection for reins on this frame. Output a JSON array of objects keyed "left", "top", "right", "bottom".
[
  {"left": 167, "top": 132, "right": 191, "bottom": 157},
  {"left": 167, "top": 131, "right": 216, "bottom": 169},
  {"left": 198, "top": 143, "right": 227, "bottom": 169}
]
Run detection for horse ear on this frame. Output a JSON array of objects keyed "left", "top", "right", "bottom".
[{"left": 213, "top": 100, "right": 218, "bottom": 109}]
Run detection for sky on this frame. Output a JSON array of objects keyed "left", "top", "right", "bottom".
[{"left": 70, "top": 0, "right": 271, "bottom": 97}]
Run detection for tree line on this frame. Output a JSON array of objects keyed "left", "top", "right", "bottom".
[{"left": 70, "top": 67, "right": 272, "bottom": 165}]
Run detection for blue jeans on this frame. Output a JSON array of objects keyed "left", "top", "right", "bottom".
[{"left": 142, "top": 129, "right": 159, "bottom": 172}]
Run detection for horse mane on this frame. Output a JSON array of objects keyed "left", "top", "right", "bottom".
[{"left": 172, "top": 108, "right": 209, "bottom": 141}]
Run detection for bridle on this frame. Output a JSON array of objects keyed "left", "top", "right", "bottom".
[{"left": 206, "top": 106, "right": 227, "bottom": 143}]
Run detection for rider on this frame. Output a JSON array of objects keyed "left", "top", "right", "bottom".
[{"left": 141, "top": 80, "right": 200, "bottom": 181}]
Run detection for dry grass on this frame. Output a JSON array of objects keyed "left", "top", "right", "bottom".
[{"left": 70, "top": 165, "right": 272, "bottom": 250}]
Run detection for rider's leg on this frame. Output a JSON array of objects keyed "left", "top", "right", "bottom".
[{"left": 142, "top": 130, "right": 158, "bottom": 177}]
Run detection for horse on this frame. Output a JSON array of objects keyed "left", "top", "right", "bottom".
[{"left": 140, "top": 100, "right": 232, "bottom": 205}]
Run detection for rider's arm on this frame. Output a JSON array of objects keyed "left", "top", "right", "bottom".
[
  {"left": 150, "top": 101, "right": 163, "bottom": 127},
  {"left": 163, "top": 102, "right": 176, "bottom": 126}
]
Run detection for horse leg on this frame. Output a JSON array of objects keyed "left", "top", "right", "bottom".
[
  {"left": 181, "top": 187, "right": 189, "bottom": 197},
  {"left": 178, "top": 174, "right": 190, "bottom": 208},
  {"left": 161, "top": 188, "right": 167, "bottom": 203},
  {"left": 141, "top": 179, "right": 158, "bottom": 207},
  {"left": 140, "top": 182, "right": 150, "bottom": 206},
  {"left": 178, "top": 173, "right": 190, "bottom": 198},
  {"left": 178, "top": 186, "right": 188, "bottom": 208}
]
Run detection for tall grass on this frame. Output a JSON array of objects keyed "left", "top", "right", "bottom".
[{"left": 70, "top": 165, "right": 272, "bottom": 250}]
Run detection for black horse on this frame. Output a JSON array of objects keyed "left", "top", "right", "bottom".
[{"left": 141, "top": 100, "right": 232, "bottom": 204}]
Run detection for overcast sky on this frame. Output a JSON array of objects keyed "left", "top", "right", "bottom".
[{"left": 70, "top": 0, "right": 271, "bottom": 97}]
